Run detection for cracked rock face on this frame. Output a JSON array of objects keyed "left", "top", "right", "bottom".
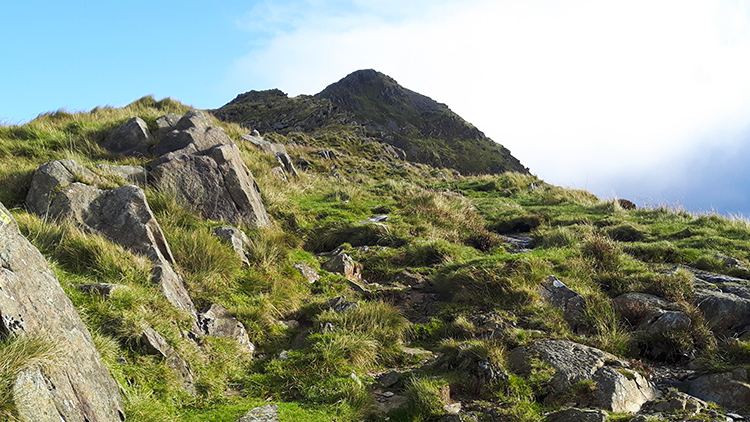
[
  {"left": 508, "top": 340, "right": 658, "bottom": 413},
  {"left": 0, "top": 201, "right": 125, "bottom": 422},
  {"left": 25, "top": 159, "right": 197, "bottom": 323},
  {"left": 150, "top": 140, "right": 270, "bottom": 228}
]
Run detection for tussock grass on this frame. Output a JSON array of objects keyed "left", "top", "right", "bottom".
[
  {"left": 8, "top": 95, "right": 750, "bottom": 421},
  {"left": 0, "top": 336, "right": 59, "bottom": 421}
]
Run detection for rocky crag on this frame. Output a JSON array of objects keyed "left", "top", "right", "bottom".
[{"left": 213, "top": 69, "right": 527, "bottom": 176}]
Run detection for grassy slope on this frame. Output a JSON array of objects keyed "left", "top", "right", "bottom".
[{"left": 1, "top": 97, "right": 749, "bottom": 421}]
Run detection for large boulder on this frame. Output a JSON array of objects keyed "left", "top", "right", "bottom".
[
  {"left": 155, "top": 113, "right": 181, "bottom": 139},
  {"left": 151, "top": 110, "right": 233, "bottom": 156},
  {"left": 688, "top": 369, "right": 750, "bottom": 409},
  {"left": 694, "top": 283, "right": 750, "bottom": 338},
  {"left": 101, "top": 116, "right": 153, "bottom": 156},
  {"left": 25, "top": 159, "right": 104, "bottom": 216},
  {"left": 26, "top": 160, "right": 197, "bottom": 319},
  {"left": 0, "top": 202, "right": 125, "bottom": 421},
  {"left": 509, "top": 340, "right": 658, "bottom": 413},
  {"left": 46, "top": 182, "right": 174, "bottom": 264},
  {"left": 612, "top": 292, "right": 691, "bottom": 334},
  {"left": 149, "top": 142, "right": 270, "bottom": 228}
]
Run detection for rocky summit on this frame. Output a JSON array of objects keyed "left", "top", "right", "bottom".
[
  {"left": 213, "top": 69, "right": 528, "bottom": 175},
  {"left": 1, "top": 78, "right": 750, "bottom": 422}
]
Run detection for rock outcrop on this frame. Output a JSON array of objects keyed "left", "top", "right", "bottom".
[
  {"left": 101, "top": 116, "right": 153, "bottom": 156},
  {"left": 509, "top": 340, "right": 658, "bottom": 413},
  {"left": 151, "top": 110, "right": 232, "bottom": 157},
  {"left": 693, "top": 275, "right": 750, "bottom": 338},
  {"left": 612, "top": 292, "right": 691, "bottom": 334},
  {"left": 0, "top": 202, "right": 125, "bottom": 421},
  {"left": 25, "top": 159, "right": 104, "bottom": 216},
  {"left": 322, "top": 252, "right": 361, "bottom": 282},
  {"left": 241, "top": 134, "right": 287, "bottom": 155},
  {"left": 275, "top": 152, "right": 299, "bottom": 178},
  {"left": 26, "top": 159, "right": 197, "bottom": 319},
  {"left": 96, "top": 164, "right": 148, "bottom": 185},
  {"left": 150, "top": 138, "right": 270, "bottom": 228}
]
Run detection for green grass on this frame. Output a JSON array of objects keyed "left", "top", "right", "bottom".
[{"left": 6, "top": 96, "right": 750, "bottom": 421}]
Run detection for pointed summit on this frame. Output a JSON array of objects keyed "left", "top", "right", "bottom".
[{"left": 214, "top": 69, "right": 527, "bottom": 175}]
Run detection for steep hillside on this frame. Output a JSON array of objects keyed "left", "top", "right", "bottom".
[
  {"left": 1, "top": 96, "right": 750, "bottom": 421},
  {"left": 214, "top": 69, "right": 527, "bottom": 175}
]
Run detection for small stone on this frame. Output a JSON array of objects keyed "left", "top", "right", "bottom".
[
  {"left": 236, "top": 404, "right": 279, "bottom": 422},
  {"left": 378, "top": 370, "right": 400, "bottom": 388}
]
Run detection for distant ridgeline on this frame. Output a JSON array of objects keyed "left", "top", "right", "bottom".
[{"left": 213, "top": 69, "right": 528, "bottom": 175}]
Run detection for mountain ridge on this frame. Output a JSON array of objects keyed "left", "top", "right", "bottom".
[{"left": 214, "top": 69, "right": 528, "bottom": 175}]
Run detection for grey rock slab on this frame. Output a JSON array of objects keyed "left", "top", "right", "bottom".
[
  {"left": 150, "top": 142, "right": 270, "bottom": 228},
  {"left": 322, "top": 253, "right": 361, "bottom": 282},
  {"left": 274, "top": 152, "right": 299, "bottom": 178},
  {"left": 546, "top": 408, "right": 609, "bottom": 422},
  {"left": 643, "top": 391, "right": 706, "bottom": 413},
  {"left": 140, "top": 326, "right": 195, "bottom": 395},
  {"left": 101, "top": 116, "right": 153, "bottom": 156},
  {"left": 155, "top": 113, "right": 181, "bottom": 139},
  {"left": 151, "top": 263, "right": 197, "bottom": 318},
  {"left": 13, "top": 367, "right": 65, "bottom": 422},
  {"left": 31, "top": 172, "right": 175, "bottom": 266},
  {"left": 236, "top": 404, "right": 279, "bottom": 422},
  {"left": 0, "top": 201, "right": 125, "bottom": 422},
  {"left": 208, "top": 142, "right": 270, "bottom": 227},
  {"left": 152, "top": 111, "right": 232, "bottom": 156},
  {"left": 688, "top": 371, "right": 750, "bottom": 409},
  {"left": 509, "top": 340, "right": 657, "bottom": 413},
  {"left": 540, "top": 275, "right": 586, "bottom": 331},
  {"left": 695, "top": 287, "right": 750, "bottom": 338},
  {"left": 25, "top": 159, "right": 104, "bottom": 216},
  {"left": 242, "top": 134, "right": 287, "bottom": 155},
  {"left": 378, "top": 370, "right": 400, "bottom": 388},
  {"left": 612, "top": 292, "right": 691, "bottom": 333},
  {"left": 85, "top": 185, "right": 175, "bottom": 264},
  {"left": 612, "top": 292, "right": 684, "bottom": 313}
]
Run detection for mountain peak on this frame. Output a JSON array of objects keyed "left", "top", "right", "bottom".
[
  {"left": 213, "top": 69, "right": 528, "bottom": 175},
  {"left": 316, "top": 69, "right": 441, "bottom": 114}
]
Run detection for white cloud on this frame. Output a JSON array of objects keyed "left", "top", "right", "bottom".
[{"left": 225, "top": 0, "right": 750, "bottom": 208}]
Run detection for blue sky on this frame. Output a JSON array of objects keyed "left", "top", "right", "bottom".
[{"left": 3, "top": 1, "right": 750, "bottom": 216}]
